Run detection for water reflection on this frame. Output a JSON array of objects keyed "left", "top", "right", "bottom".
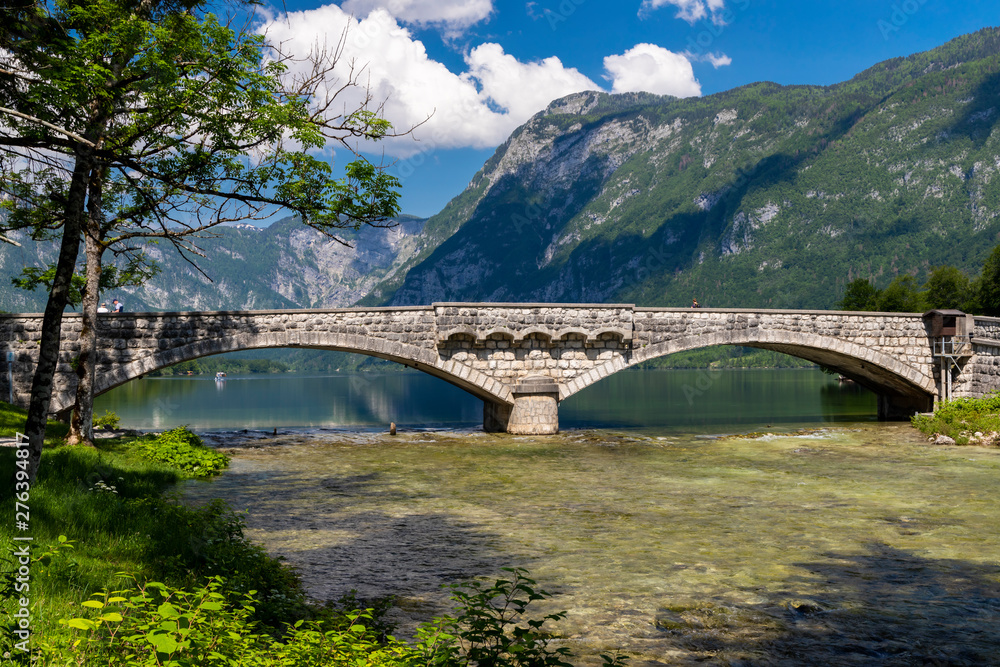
[
  {"left": 96, "top": 372, "right": 484, "bottom": 430},
  {"left": 96, "top": 369, "right": 876, "bottom": 432},
  {"left": 562, "top": 369, "right": 875, "bottom": 432}
]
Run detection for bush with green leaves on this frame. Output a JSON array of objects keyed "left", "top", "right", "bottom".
[
  {"left": 912, "top": 393, "right": 1000, "bottom": 444},
  {"left": 129, "top": 427, "right": 228, "bottom": 477},
  {"left": 414, "top": 568, "right": 622, "bottom": 667},
  {"left": 39, "top": 566, "right": 629, "bottom": 666},
  {"left": 93, "top": 410, "right": 121, "bottom": 430},
  {"left": 38, "top": 576, "right": 415, "bottom": 666}
]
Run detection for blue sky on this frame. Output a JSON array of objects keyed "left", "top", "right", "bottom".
[{"left": 260, "top": 0, "right": 999, "bottom": 218}]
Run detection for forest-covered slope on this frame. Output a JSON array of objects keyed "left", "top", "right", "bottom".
[{"left": 366, "top": 27, "right": 1000, "bottom": 309}]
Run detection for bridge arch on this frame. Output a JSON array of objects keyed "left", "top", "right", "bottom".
[
  {"left": 559, "top": 329, "right": 936, "bottom": 412},
  {"left": 52, "top": 330, "right": 513, "bottom": 415}
]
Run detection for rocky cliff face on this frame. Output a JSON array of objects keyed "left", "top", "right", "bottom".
[
  {"left": 377, "top": 28, "right": 1000, "bottom": 309},
  {"left": 0, "top": 216, "right": 426, "bottom": 312}
]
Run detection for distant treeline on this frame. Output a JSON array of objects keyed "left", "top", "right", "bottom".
[
  {"left": 148, "top": 349, "right": 408, "bottom": 376},
  {"left": 148, "top": 357, "right": 291, "bottom": 377},
  {"left": 839, "top": 244, "right": 1000, "bottom": 314},
  {"left": 633, "top": 346, "right": 815, "bottom": 370}
]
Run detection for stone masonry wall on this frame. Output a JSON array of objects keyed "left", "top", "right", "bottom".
[
  {"left": 955, "top": 317, "right": 1000, "bottom": 399},
  {"left": 434, "top": 303, "right": 634, "bottom": 341},
  {"left": 5, "top": 305, "right": 1000, "bottom": 421},
  {"left": 633, "top": 309, "right": 932, "bottom": 367},
  {"left": 437, "top": 332, "right": 628, "bottom": 391},
  {"left": 631, "top": 309, "right": 936, "bottom": 403},
  {"left": 0, "top": 308, "right": 437, "bottom": 413}
]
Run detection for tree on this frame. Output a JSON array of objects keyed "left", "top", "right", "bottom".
[
  {"left": 923, "top": 265, "right": 971, "bottom": 311},
  {"left": 838, "top": 278, "right": 879, "bottom": 311},
  {"left": 876, "top": 275, "right": 926, "bottom": 313},
  {"left": 977, "top": 244, "right": 1000, "bottom": 316},
  {"left": 1, "top": 0, "right": 407, "bottom": 477}
]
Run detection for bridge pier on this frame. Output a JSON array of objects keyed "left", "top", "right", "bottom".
[
  {"left": 483, "top": 376, "right": 560, "bottom": 435},
  {"left": 877, "top": 392, "right": 934, "bottom": 420}
]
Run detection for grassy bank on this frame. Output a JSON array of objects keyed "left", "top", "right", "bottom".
[
  {"left": 1, "top": 403, "right": 616, "bottom": 666},
  {"left": 1, "top": 413, "right": 310, "bottom": 660},
  {"left": 0, "top": 403, "right": 68, "bottom": 444},
  {"left": 911, "top": 393, "right": 1000, "bottom": 445}
]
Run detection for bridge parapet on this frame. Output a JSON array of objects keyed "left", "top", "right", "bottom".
[
  {"left": 974, "top": 316, "right": 1000, "bottom": 342},
  {"left": 433, "top": 303, "right": 634, "bottom": 343}
]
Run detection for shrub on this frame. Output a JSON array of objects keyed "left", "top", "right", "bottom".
[
  {"left": 40, "top": 575, "right": 420, "bottom": 666},
  {"left": 41, "top": 567, "right": 630, "bottom": 666},
  {"left": 414, "top": 568, "right": 574, "bottom": 667},
  {"left": 93, "top": 410, "right": 121, "bottom": 430},
  {"left": 129, "top": 427, "right": 229, "bottom": 477},
  {"left": 416, "top": 568, "right": 628, "bottom": 667},
  {"left": 912, "top": 392, "right": 1000, "bottom": 444}
]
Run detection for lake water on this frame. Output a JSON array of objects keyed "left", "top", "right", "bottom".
[
  {"left": 96, "top": 370, "right": 1000, "bottom": 666},
  {"left": 94, "top": 368, "right": 875, "bottom": 433}
]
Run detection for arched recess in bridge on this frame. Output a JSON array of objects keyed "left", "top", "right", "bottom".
[
  {"left": 51, "top": 330, "right": 513, "bottom": 416},
  {"left": 562, "top": 329, "right": 936, "bottom": 420}
]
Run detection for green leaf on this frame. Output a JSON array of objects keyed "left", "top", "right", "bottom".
[
  {"left": 147, "top": 632, "right": 180, "bottom": 653},
  {"left": 66, "top": 618, "right": 98, "bottom": 631},
  {"left": 157, "top": 602, "right": 179, "bottom": 619}
]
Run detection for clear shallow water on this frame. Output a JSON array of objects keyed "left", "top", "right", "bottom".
[
  {"left": 99, "top": 370, "right": 1000, "bottom": 665},
  {"left": 183, "top": 426, "right": 1000, "bottom": 666}
]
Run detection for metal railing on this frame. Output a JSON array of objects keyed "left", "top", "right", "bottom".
[{"left": 932, "top": 336, "right": 972, "bottom": 357}]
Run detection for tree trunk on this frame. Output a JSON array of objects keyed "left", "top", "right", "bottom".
[
  {"left": 23, "top": 154, "right": 91, "bottom": 481},
  {"left": 67, "top": 219, "right": 103, "bottom": 447}
]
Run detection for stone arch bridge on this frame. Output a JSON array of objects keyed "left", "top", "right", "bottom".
[{"left": 1, "top": 304, "right": 998, "bottom": 434}]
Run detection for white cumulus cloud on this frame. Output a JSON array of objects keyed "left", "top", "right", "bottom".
[
  {"left": 259, "top": 6, "right": 598, "bottom": 157},
  {"left": 464, "top": 43, "right": 598, "bottom": 120},
  {"left": 705, "top": 52, "right": 732, "bottom": 68},
  {"left": 603, "top": 44, "right": 701, "bottom": 97},
  {"left": 339, "top": 0, "right": 493, "bottom": 31},
  {"left": 640, "top": 0, "right": 727, "bottom": 24},
  {"left": 685, "top": 51, "right": 733, "bottom": 68}
]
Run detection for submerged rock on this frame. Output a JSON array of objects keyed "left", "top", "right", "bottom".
[
  {"left": 654, "top": 611, "right": 687, "bottom": 630},
  {"left": 787, "top": 599, "right": 826, "bottom": 615}
]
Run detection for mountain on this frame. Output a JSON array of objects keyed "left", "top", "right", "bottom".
[
  {"left": 363, "top": 27, "right": 1000, "bottom": 309},
  {"left": 4, "top": 29, "right": 998, "bottom": 315},
  {"left": 0, "top": 216, "right": 426, "bottom": 312}
]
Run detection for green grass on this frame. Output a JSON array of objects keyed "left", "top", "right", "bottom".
[
  {"left": 911, "top": 393, "right": 1000, "bottom": 444},
  {"left": 0, "top": 402, "right": 307, "bottom": 652},
  {"left": 0, "top": 401, "right": 69, "bottom": 442}
]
